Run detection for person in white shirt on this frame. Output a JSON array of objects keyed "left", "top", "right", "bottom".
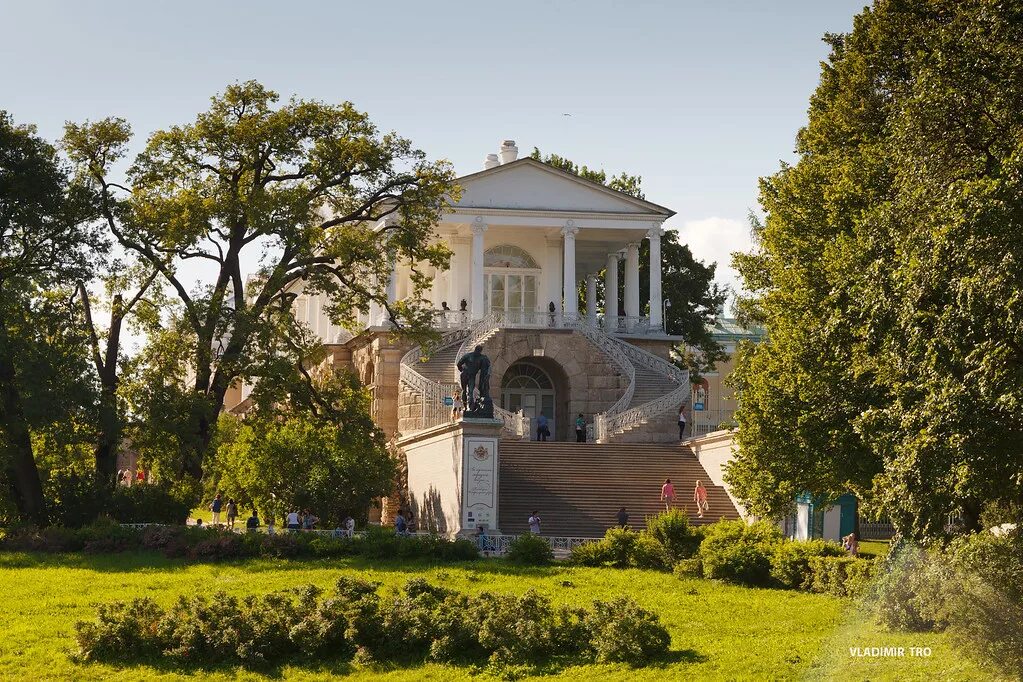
[
  {"left": 528, "top": 511, "right": 541, "bottom": 534},
  {"left": 286, "top": 510, "right": 300, "bottom": 531}
]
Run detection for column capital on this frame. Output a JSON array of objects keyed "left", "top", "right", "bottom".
[
  {"left": 608, "top": 251, "right": 624, "bottom": 263},
  {"left": 626, "top": 241, "right": 641, "bottom": 250},
  {"left": 647, "top": 223, "right": 663, "bottom": 240},
  {"left": 561, "top": 221, "right": 579, "bottom": 238},
  {"left": 470, "top": 216, "right": 488, "bottom": 236}
]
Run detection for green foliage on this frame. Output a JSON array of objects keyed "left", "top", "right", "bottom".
[
  {"left": 673, "top": 557, "right": 703, "bottom": 580},
  {"left": 645, "top": 509, "right": 702, "bottom": 563},
  {"left": 73, "top": 578, "right": 670, "bottom": 671},
  {"left": 729, "top": 0, "right": 1023, "bottom": 536},
  {"left": 108, "top": 483, "right": 195, "bottom": 525},
  {"left": 63, "top": 81, "right": 457, "bottom": 480},
  {"left": 630, "top": 534, "right": 668, "bottom": 570},
  {"left": 505, "top": 532, "right": 554, "bottom": 565},
  {"left": 770, "top": 539, "right": 846, "bottom": 590},
  {"left": 568, "top": 540, "right": 612, "bottom": 568},
  {"left": 698, "top": 520, "right": 781, "bottom": 585},
  {"left": 584, "top": 597, "right": 672, "bottom": 665},
  {"left": 210, "top": 372, "right": 393, "bottom": 528},
  {"left": 805, "top": 556, "right": 876, "bottom": 598},
  {"left": 945, "top": 529, "right": 1023, "bottom": 678},
  {"left": 875, "top": 546, "right": 952, "bottom": 632}
]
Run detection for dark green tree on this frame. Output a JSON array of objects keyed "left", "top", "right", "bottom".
[
  {"left": 729, "top": 0, "right": 1023, "bottom": 536},
  {"left": 0, "top": 112, "right": 100, "bottom": 522}
]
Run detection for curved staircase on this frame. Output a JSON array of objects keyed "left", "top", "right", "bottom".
[
  {"left": 498, "top": 440, "right": 739, "bottom": 537},
  {"left": 399, "top": 316, "right": 690, "bottom": 442}
]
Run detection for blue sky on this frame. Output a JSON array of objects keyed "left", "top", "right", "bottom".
[{"left": 1, "top": 0, "right": 867, "bottom": 296}]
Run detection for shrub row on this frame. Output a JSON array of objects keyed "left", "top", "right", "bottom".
[
  {"left": 74, "top": 577, "right": 671, "bottom": 671},
  {"left": 569, "top": 509, "right": 701, "bottom": 569},
  {"left": 0, "top": 521, "right": 479, "bottom": 562},
  {"left": 44, "top": 471, "right": 193, "bottom": 527}
]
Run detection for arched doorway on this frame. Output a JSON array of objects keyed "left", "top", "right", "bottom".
[{"left": 501, "top": 362, "right": 556, "bottom": 437}]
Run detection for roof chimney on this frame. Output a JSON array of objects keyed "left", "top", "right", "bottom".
[
  {"left": 499, "top": 140, "right": 518, "bottom": 164},
  {"left": 484, "top": 153, "right": 500, "bottom": 170}
]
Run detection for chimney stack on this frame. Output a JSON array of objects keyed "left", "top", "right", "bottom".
[
  {"left": 483, "top": 153, "right": 500, "bottom": 170},
  {"left": 499, "top": 140, "right": 518, "bottom": 164}
]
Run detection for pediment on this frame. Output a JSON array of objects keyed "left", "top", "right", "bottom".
[{"left": 450, "top": 158, "right": 674, "bottom": 217}]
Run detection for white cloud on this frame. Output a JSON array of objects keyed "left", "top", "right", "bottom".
[{"left": 670, "top": 216, "right": 753, "bottom": 298}]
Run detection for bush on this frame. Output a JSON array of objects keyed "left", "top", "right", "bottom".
[
  {"left": 770, "top": 540, "right": 846, "bottom": 589},
  {"left": 945, "top": 530, "right": 1023, "bottom": 679},
  {"left": 584, "top": 597, "right": 671, "bottom": 665},
  {"left": 44, "top": 470, "right": 111, "bottom": 528},
  {"left": 74, "top": 578, "right": 671, "bottom": 671},
  {"left": 630, "top": 534, "right": 667, "bottom": 569},
  {"left": 505, "top": 533, "right": 554, "bottom": 565},
  {"left": 875, "top": 546, "right": 949, "bottom": 630},
  {"left": 673, "top": 557, "right": 702, "bottom": 579},
  {"left": 645, "top": 509, "right": 702, "bottom": 563},
  {"left": 568, "top": 540, "right": 611, "bottom": 567},
  {"left": 698, "top": 520, "right": 781, "bottom": 585},
  {"left": 806, "top": 556, "right": 876, "bottom": 597}
]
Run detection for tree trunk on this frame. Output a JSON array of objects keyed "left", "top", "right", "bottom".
[{"left": 0, "top": 315, "right": 46, "bottom": 524}]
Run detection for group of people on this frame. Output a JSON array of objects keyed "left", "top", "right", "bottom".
[
  {"left": 533, "top": 413, "right": 589, "bottom": 442},
  {"left": 660, "top": 478, "right": 710, "bottom": 518},
  {"left": 116, "top": 468, "right": 148, "bottom": 486},
  {"left": 393, "top": 509, "right": 417, "bottom": 535}
]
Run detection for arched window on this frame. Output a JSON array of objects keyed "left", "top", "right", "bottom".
[
  {"left": 484, "top": 245, "right": 540, "bottom": 269},
  {"left": 501, "top": 363, "right": 554, "bottom": 390}
]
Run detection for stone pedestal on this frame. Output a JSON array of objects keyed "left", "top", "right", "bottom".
[
  {"left": 459, "top": 418, "right": 503, "bottom": 535},
  {"left": 397, "top": 418, "right": 503, "bottom": 538}
]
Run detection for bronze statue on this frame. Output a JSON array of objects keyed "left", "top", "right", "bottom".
[{"left": 457, "top": 344, "right": 493, "bottom": 418}]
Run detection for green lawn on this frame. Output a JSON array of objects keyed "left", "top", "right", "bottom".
[{"left": 0, "top": 552, "right": 994, "bottom": 681}]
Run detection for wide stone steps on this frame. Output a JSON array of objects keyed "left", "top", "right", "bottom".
[
  {"left": 410, "top": 343, "right": 461, "bottom": 383},
  {"left": 627, "top": 364, "right": 679, "bottom": 410},
  {"left": 498, "top": 441, "right": 738, "bottom": 537}
]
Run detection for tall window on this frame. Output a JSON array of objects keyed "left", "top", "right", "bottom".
[{"left": 484, "top": 245, "right": 540, "bottom": 315}]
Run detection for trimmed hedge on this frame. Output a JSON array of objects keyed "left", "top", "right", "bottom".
[
  {"left": 74, "top": 577, "right": 672, "bottom": 671},
  {"left": 806, "top": 556, "right": 876, "bottom": 597},
  {"left": 698, "top": 520, "right": 781, "bottom": 586},
  {"left": 0, "top": 521, "right": 479, "bottom": 562},
  {"left": 770, "top": 539, "right": 847, "bottom": 589}
]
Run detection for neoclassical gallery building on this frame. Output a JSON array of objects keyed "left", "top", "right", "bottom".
[{"left": 227, "top": 140, "right": 741, "bottom": 538}]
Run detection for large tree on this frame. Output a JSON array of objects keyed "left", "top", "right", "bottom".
[
  {"left": 64, "top": 82, "right": 455, "bottom": 480},
  {"left": 729, "top": 0, "right": 1023, "bottom": 536},
  {"left": 529, "top": 148, "right": 728, "bottom": 372},
  {"left": 0, "top": 112, "right": 100, "bottom": 522}
]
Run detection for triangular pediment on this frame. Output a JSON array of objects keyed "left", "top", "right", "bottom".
[{"left": 450, "top": 158, "right": 674, "bottom": 216}]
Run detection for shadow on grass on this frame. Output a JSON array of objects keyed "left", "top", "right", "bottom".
[
  {"left": 0, "top": 550, "right": 574, "bottom": 578},
  {"left": 74, "top": 648, "right": 705, "bottom": 679}
]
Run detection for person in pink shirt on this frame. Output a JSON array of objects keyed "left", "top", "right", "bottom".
[
  {"left": 693, "top": 480, "right": 709, "bottom": 518},
  {"left": 661, "top": 478, "right": 675, "bottom": 511}
]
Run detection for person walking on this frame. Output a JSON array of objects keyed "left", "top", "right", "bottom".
[
  {"left": 575, "top": 413, "right": 586, "bottom": 442},
  {"left": 528, "top": 510, "right": 542, "bottom": 534},
  {"left": 286, "top": 509, "right": 301, "bottom": 532},
  {"left": 536, "top": 412, "right": 550, "bottom": 441},
  {"left": 616, "top": 506, "right": 629, "bottom": 528},
  {"left": 226, "top": 498, "right": 238, "bottom": 529},
  {"left": 210, "top": 493, "right": 223, "bottom": 526},
  {"left": 693, "top": 480, "right": 709, "bottom": 519},
  {"left": 661, "top": 478, "right": 675, "bottom": 511},
  {"left": 678, "top": 406, "right": 688, "bottom": 440},
  {"left": 302, "top": 510, "right": 319, "bottom": 530},
  {"left": 451, "top": 392, "right": 463, "bottom": 421},
  {"left": 245, "top": 510, "right": 260, "bottom": 532},
  {"left": 344, "top": 515, "right": 356, "bottom": 538}
]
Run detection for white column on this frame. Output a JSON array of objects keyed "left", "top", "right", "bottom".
[
  {"left": 562, "top": 221, "right": 579, "bottom": 319},
  {"left": 625, "top": 241, "right": 640, "bottom": 318},
  {"left": 648, "top": 224, "right": 663, "bottom": 330},
  {"left": 470, "top": 218, "right": 487, "bottom": 320},
  {"left": 447, "top": 233, "right": 471, "bottom": 313},
  {"left": 545, "top": 236, "right": 562, "bottom": 316},
  {"left": 605, "top": 252, "right": 620, "bottom": 321},
  {"left": 586, "top": 274, "right": 598, "bottom": 325}
]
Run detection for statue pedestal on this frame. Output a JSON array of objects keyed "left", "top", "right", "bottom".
[{"left": 457, "top": 418, "right": 503, "bottom": 536}]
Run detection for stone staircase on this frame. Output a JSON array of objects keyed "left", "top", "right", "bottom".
[
  {"left": 627, "top": 365, "right": 679, "bottom": 409},
  {"left": 498, "top": 440, "right": 739, "bottom": 537}
]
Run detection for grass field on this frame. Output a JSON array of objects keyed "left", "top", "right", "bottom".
[{"left": 0, "top": 552, "right": 995, "bottom": 681}]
